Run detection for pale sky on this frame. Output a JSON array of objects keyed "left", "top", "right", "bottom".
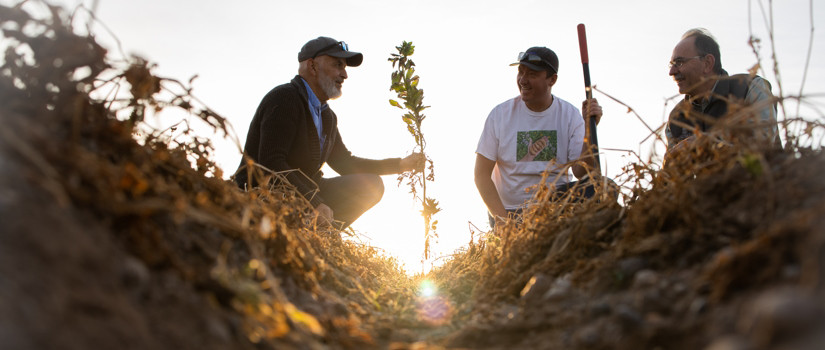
[{"left": 18, "top": 0, "right": 825, "bottom": 272}]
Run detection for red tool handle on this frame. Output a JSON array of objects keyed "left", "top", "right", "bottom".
[
  {"left": 577, "top": 23, "right": 589, "bottom": 65},
  {"left": 577, "top": 23, "right": 600, "bottom": 172}
]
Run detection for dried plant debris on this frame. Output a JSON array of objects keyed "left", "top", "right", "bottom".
[
  {"left": 2, "top": 2, "right": 824, "bottom": 350},
  {"left": 437, "top": 132, "right": 825, "bottom": 349},
  {"left": 0, "top": 3, "right": 417, "bottom": 349}
]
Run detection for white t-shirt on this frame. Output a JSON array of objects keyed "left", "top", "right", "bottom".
[{"left": 476, "top": 95, "right": 585, "bottom": 210}]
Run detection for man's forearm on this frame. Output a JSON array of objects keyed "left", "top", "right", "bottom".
[
  {"left": 474, "top": 154, "right": 507, "bottom": 218},
  {"left": 573, "top": 141, "right": 597, "bottom": 179},
  {"left": 475, "top": 178, "right": 507, "bottom": 218}
]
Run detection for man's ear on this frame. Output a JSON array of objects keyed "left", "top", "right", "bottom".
[
  {"left": 308, "top": 58, "right": 317, "bottom": 73},
  {"left": 703, "top": 54, "right": 716, "bottom": 74},
  {"left": 547, "top": 73, "right": 558, "bottom": 87}
]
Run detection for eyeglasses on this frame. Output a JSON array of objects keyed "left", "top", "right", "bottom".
[
  {"left": 311, "top": 41, "right": 349, "bottom": 58},
  {"left": 518, "top": 52, "right": 554, "bottom": 67},
  {"left": 668, "top": 55, "right": 704, "bottom": 69},
  {"left": 517, "top": 51, "right": 557, "bottom": 72}
]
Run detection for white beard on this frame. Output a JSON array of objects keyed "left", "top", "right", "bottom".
[{"left": 318, "top": 69, "right": 342, "bottom": 100}]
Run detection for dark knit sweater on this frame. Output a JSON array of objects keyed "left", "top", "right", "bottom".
[{"left": 234, "top": 75, "right": 401, "bottom": 207}]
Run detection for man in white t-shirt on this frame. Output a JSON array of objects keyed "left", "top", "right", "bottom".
[{"left": 474, "top": 46, "right": 603, "bottom": 227}]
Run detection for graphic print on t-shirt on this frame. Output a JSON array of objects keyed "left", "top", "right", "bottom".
[{"left": 517, "top": 130, "right": 557, "bottom": 162}]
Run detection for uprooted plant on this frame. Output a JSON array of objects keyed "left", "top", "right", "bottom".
[{"left": 388, "top": 41, "right": 441, "bottom": 262}]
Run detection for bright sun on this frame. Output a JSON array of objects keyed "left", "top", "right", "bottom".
[{"left": 348, "top": 178, "right": 448, "bottom": 275}]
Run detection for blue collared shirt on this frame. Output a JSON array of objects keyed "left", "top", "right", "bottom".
[{"left": 301, "top": 78, "right": 326, "bottom": 150}]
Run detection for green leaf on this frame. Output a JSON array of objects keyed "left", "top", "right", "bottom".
[
  {"left": 409, "top": 90, "right": 421, "bottom": 106},
  {"left": 738, "top": 153, "right": 763, "bottom": 176},
  {"left": 402, "top": 42, "right": 415, "bottom": 56},
  {"left": 389, "top": 99, "right": 402, "bottom": 108}
]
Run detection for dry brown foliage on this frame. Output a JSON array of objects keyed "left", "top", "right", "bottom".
[
  {"left": 0, "top": 3, "right": 424, "bottom": 349},
  {"left": 2, "top": 2, "right": 824, "bottom": 350},
  {"left": 431, "top": 95, "right": 825, "bottom": 350}
]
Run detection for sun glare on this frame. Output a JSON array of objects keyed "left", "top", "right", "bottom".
[
  {"left": 351, "top": 180, "right": 438, "bottom": 273},
  {"left": 418, "top": 279, "right": 437, "bottom": 298},
  {"left": 415, "top": 279, "right": 453, "bottom": 325}
]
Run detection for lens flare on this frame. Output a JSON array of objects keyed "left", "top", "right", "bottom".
[
  {"left": 415, "top": 279, "right": 453, "bottom": 325},
  {"left": 419, "top": 279, "right": 437, "bottom": 297}
]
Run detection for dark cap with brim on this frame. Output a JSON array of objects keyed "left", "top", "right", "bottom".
[
  {"left": 509, "top": 46, "right": 558, "bottom": 74},
  {"left": 298, "top": 36, "right": 363, "bottom": 67}
]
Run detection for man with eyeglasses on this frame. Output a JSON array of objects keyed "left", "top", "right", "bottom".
[
  {"left": 234, "top": 36, "right": 424, "bottom": 229},
  {"left": 666, "top": 28, "right": 780, "bottom": 156},
  {"left": 474, "top": 46, "right": 604, "bottom": 227}
]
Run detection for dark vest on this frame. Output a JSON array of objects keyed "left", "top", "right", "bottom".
[{"left": 668, "top": 73, "right": 754, "bottom": 144}]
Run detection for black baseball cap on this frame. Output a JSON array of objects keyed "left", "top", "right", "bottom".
[
  {"left": 510, "top": 46, "right": 559, "bottom": 74},
  {"left": 298, "top": 36, "right": 363, "bottom": 67}
]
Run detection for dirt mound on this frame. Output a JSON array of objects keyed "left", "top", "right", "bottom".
[
  {"left": 2, "top": 3, "right": 823, "bottom": 350},
  {"left": 434, "top": 130, "right": 825, "bottom": 349},
  {"left": 0, "top": 3, "right": 422, "bottom": 349}
]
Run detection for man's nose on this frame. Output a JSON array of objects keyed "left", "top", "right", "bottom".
[{"left": 669, "top": 65, "right": 679, "bottom": 76}]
